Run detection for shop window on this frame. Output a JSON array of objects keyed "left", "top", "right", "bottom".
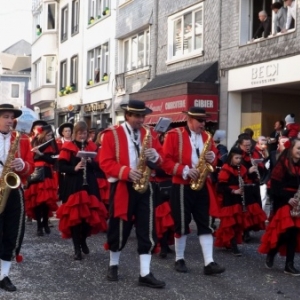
[
  {"left": 71, "top": 55, "right": 78, "bottom": 90},
  {"left": 61, "top": 5, "right": 69, "bottom": 42},
  {"left": 60, "top": 60, "right": 68, "bottom": 90},
  {"left": 123, "top": 29, "right": 149, "bottom": 72},
  {"left": 47, "top": 3, "right": 56, "bottom": 30},
  {"left": 240, "top": 0, "right": 296, "bottom": 45},
  {"left": 72, "top": 0, "right": 80, "bottom": 34},
  {"left": 87, "top": 43, "right": 109, "bottom": 86},
  {"left": 88, "top": 0, "right": 110, "bottom": 25},
  {"left": 167, "top": 3, "right": 203, "bottom": 62},
  {"left": 11, "top": 84, "right": 20, "bottom": 98},
  {"left": 46, "top": 56, "right": 56, "bottom": 84},
  {"left": 33, "top": 59, "right": 42, "bottom": 90}
]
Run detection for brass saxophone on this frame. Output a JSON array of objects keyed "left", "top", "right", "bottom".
[
  {"left": 0, "top": 131, "right": 21, "bottom": 214},
  {"left": 133, "top": 126, "right": 151, "bottom": 194},
  {"left": 290, "top": 185, "right": 300, "bottom": 218},
  {"left": 190, "top": 131, "right": 214, "bottom": 191}
]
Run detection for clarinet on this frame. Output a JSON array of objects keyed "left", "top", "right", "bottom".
[
  {"left": 248, "top": 151, "right": 261, "bottom": 182},
  {"left": 237, "top": 164, "right": 247, "bottom": 212},
  {"left": 81, "top": 139, "right": 88, "bottom": 186}
]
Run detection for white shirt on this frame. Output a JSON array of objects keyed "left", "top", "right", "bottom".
[
  {"left": 0, "top": 132, "right": 11, "bottom": 176},
  {"left": 286, "top": 1, "right": 296, "bottom": 29},
  {"left": 190, "top": 131, "right": 204, "bottom": 168}
]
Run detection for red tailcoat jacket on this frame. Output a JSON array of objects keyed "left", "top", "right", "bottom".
[
  {"left": 162, "top": 127, "right": 219, "bottom": 217},
  {"left": 99, "top": 125, "right": 163, "bottom": 221}
]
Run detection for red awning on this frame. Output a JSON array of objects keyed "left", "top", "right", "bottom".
[{"left": 144, "top": 112, "right": 218, "bottom": 125}]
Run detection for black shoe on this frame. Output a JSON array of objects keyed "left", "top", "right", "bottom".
[
  {"left": 204, "top": 262, "right": 226, "bottom": 275},
  {"left": 174, "top": 259, "right": 188, "bottom": 273},
  {"left": 284, "top": 262, "right": 300, "bottom": 276},
  {"left": 37, "top": 228, "right": 44, "bottom": 236},
  {"left": 0, "top": 276, "right": 17, "bottom": 292},
  {"left": 74, "top": 249, "right": 82, "bottom": 260},
  {"left": 107, "top": 265, "right": 119, "bottom": 281},
  {"left": 81, "top": 241, "right": 90, "bottom": 255},
  {"left": 43, "top": 224, "right": 51, "bottom": 234},
  {"left": 265, "top": 253, "right": 276, "bottom": 269},
  {"left": 232, "top": 247, "right": 242, "bottom": 257},
  {"left": 159, "top": 247, "right": 168, "bottom": 259},
  {"left": 138, "top": 272, "right": 166, "bottom": 288}
]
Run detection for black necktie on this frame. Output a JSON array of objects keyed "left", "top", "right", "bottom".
[{"left": 133, "top": 129, "right": 138, "bottom": 141}]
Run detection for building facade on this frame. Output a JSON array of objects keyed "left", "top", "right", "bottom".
[{"left": 219, "top": 0, "right": 300, "bottom": 146}]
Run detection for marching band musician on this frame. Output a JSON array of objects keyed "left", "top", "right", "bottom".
[
  {"left": 100, "top": 100, "right": 166, "bottom": 288},
  {"left": 25, "top": 125, "right": 59, "bottom": 236},
  {"left": 162, "top": 107, "right": 225, "bottom": 275},
  {"left": 215, "top": 147, "right": 250, "bottom": 256},
  {"left": 0, "top": 104, "right": 34, "bottom": 292},
  {"left": 56, "top": 121, "right": 107, "bottom": 260},
  {"left": 236, "top": 134, "right": 267, "bottom": 242},
  {"left": 259, "top": 138, "right": 300, "bottom": 276}
]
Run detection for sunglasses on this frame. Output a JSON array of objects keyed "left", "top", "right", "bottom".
[
  {"left": 195, "top": 118, "right": 206, "bottom": 123},
  {"left": 132, "top": 113, "right": 145, "bottom": 118}
]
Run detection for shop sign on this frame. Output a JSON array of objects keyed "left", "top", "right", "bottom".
[
  {"left": 228, "top": 55, "right": 300, "bottom": 91},
  {"left": 84, "top": 102, "right": 107, "bottom": 113}
]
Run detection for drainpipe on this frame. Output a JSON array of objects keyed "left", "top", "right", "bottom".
[{"left": 150, "top": 0, "right": 159, "bottom": 80}]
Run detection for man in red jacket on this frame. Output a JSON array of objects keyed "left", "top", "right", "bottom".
[
  {"left": 100, "top": 100, "right": 165, "bottom": 288},
  {"left": 162, "top": 107, "right": 225, "bottom": 275},
  {"left": 0, "top": 104, "right": 34, "bottom": 292}
]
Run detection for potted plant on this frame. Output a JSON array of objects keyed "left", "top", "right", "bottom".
[
  {"left": 103, "top": 7, "right": 110, "bottom": 16},
  {"left": 36, "top": 25, "right": 42, "bottom": 36},
  {"left": 102, "top": 73, "right": 108, "bottom": 81},
  {"left": 58, "top": 88, "right": 65, "bottom": 97},
  {"left": 87, "top": 79, "right": 94, "bottom": 86},
  {"left": 89, "top": 16, "right": 95, "bottom": 25},
  {"left": 97, "top": 15, "right": 101, "bottom": 20}
]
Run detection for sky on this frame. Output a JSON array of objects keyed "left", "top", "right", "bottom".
[{"left": 0, "top": 0, "right": 32, "bottom": 51}]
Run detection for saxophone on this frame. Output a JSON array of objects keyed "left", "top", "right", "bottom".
[
  {"left": 133, "top": 126, "right": 151, "bottom": 194},
  {"left": 190, "top": 131, "right": 214, "bottom": 191},
  {"left": 0, "top": 131, "right": 21, "bottom": 214},
  {"left": 290, "top": 185, "right": 300, "bottom": 218}
]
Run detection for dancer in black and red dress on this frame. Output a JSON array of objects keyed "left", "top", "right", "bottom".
[
  {"left": 25, "top": 125, "right": 58, "bottom": 236},
  {"left": 259, "top": 138, "right": 300, "bottom": 276},
  {"left": 56, "top": 121, "right": 107, "bottom": 260}
]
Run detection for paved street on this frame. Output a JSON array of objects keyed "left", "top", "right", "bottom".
[{"left": 1, "top": 219, "right": 299, "bottom": 300}]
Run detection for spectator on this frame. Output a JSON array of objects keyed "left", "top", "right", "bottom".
[
  {"left": 282, "top": 0, "right": 296, "bottom": 32},
  {"left": 267, "top": 120, "right": 284, "bottom": 152},
  {"left": 271, "top": 2, "right": 287, "bottom": 33},
  {"left": 252, "top": 11, "right": 271, "bottom": 39},
  {"left": 283, "top": 113, "right": 300, "bottom": 138}
]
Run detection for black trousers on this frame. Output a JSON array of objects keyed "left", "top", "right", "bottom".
[
  {"left": 107, "top": 182, "right": 157, "bottom": 254},
  {"left": 171, "top": 184, "right": 213, "bottom": 236},
  {"left": 0, "top": 188, "right": 25, "bottom": 261}
]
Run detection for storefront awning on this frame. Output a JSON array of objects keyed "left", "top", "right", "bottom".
[{"left": 144, "top": 94, "right": 219, "bottom": 124}]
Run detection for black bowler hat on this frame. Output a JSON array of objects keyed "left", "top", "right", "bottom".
[
  {"left": 30, "top": 120, "right": 48, "bottom": 133},
  {"left": 120, "top": 99, "right": 152, "bottom": 115},
  {"left": 0, "top": 104, "right": 22, "bottom": 118},
  {"left": 58, "top": 122, "right": 74, "bottom": 137},
  {"left": 182, "top": 107, "right": 210, "bottom": 120}
]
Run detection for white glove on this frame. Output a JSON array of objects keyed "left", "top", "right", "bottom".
[
  {"left": 265, "top": 160, "right": 270, "bottom": 170},
  {"left": 144, "top": 148, "right": 159, "bottom": 163},
  {"left": 11, "top": 158, "right": 25, "bottom": 171},
  {"left": 205, "top": 151, "right": 215, "bottom": 163}
]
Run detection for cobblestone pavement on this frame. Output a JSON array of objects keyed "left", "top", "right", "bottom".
[{"left": 0, "top": 217, "right": 299, "bottom": 300}]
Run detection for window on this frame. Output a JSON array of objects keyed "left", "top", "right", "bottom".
[
  {"left": 72, "top": 0, "right": 80, "bottom": 34},
  {"left": 11, "top": 84, "right": 20, "bottom": 98},
  {"left": 88, "top": 0, "right": 110, "bottom": 23},
  {"left": 87, "top": 43, "right": 109, "bottom": 85},
  {"left": 60, "top": 60, "right": 68, "bottom": 89},
  {"left": 46, "top": 56, "right": 56, "bottom": 84},
  {"left": 33, "top": 9, "right": 42, "bottom": 40},
  {"left": 61, "top": 5, "right": 68, "bottom": 42},
  {"left": 33, "top": 59, "right": 42, "bottom": 90},
  {"left": 168, "top": 3, "right": 203, "bottom": 61},
  {"left": 240, "top": 0, "right": 296, "bottom": 45},
  {"left": 47, "top": 3, "right": 56, "bottom": 30},
  {"left": 123, "top": 29, "right": 149, "bottom": 72},
  {"left": 71, "top": 55, "right": 78, "bottom": 89}
]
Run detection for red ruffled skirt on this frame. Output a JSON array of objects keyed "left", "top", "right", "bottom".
[
  {"left": 25, "top": 178, "right": 58, "bottom": 219},
  {"left": 97, "top": 178, "right": 110, "bottom": 206},
  {"left": 56, "top": 190, "right": 108, "bottom": 238},
  {"left": 258, "top": 205, "right": 300, "bottom": 256},
  {"left": 155, "top": 201, "right": 174, "bottom": 240},
  {"left": 215, "top": 204, "right": 244, "bottom": 248}
]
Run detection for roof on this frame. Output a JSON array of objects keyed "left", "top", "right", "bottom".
[
  {"left": 139, "top": 61, "right": 218, "bottom": 92},
  {"left": 2, "top": 40, "right": 31, "bottom": 56}
]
